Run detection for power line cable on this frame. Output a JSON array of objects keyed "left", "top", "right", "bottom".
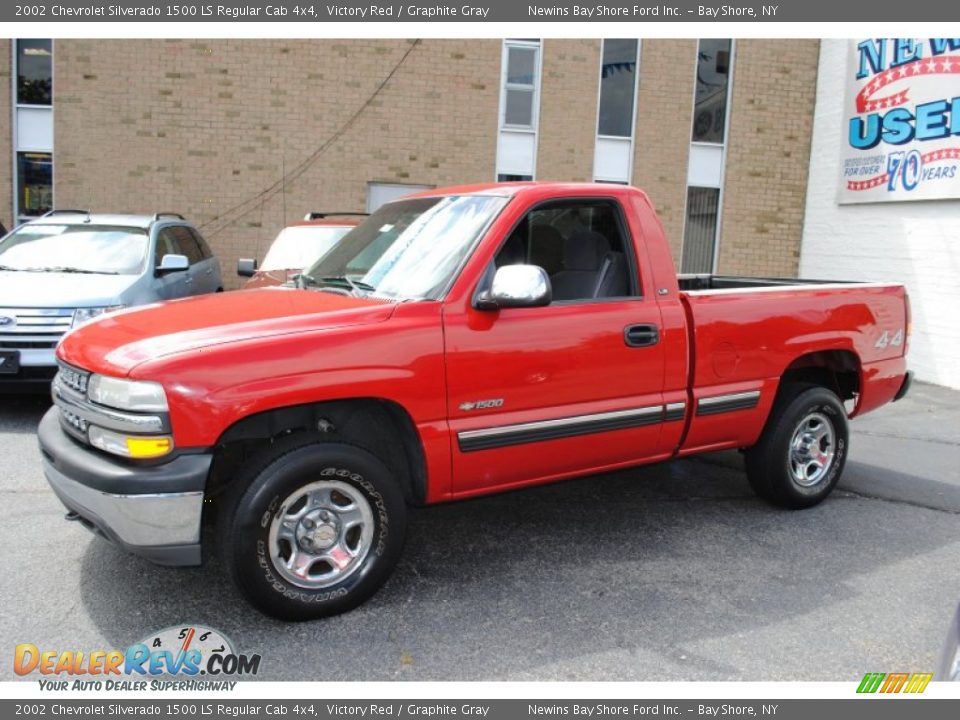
[{"left": 200, "top": 39, "right": 421, "bottom": 236}]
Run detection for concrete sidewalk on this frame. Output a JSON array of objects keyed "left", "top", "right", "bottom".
[
  {"left": 841, "top": 381, "right": 960, "bottom": 513},
  {"left": 699, "top": 380, "right": 960, "bottom": 514}
]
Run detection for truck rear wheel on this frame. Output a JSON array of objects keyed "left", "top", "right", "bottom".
[
  {"left": 218, "top": 437, "right": 407, "bottom": 620},
  {"left": 745, "top": 385, "right": 848, "bottom": 509}
]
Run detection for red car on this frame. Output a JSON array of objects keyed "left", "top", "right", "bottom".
[
  {"left": 40, "top": 182, "right": 911, "bottom": 620},
  {"left": 237, "top": 213, "right": 365, "bottom": 289}
]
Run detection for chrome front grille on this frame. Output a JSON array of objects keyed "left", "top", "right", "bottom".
[
  {"left": 60, "top": 407, "right": 90, "bottom": 434},
  {"left": 57, "top": 362, "right": 90, "bottom": 395},
  {"left": 0, "top": 308, "right": 73, "bottom": 346},
  {"left": 53, "top": 363, "right": 93, "bottom": 444}
]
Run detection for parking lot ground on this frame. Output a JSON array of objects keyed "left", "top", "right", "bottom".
[{"left": 1, "top": 383, "right": 958, "bottom": 681}]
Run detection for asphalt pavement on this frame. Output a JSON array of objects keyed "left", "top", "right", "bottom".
[{"left": 1, "top": 382, "right": 958, "bottom": 681}]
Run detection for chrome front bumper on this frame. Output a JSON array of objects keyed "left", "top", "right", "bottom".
[{"left": 39, "top": 407, "right": 210, "bottom": 566}]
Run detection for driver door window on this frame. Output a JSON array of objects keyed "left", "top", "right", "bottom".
[
  {"left": 493, "top": 200, "right": 638, "bottom": 302},
  {"left": 154, "top": 228, "right": 182, "bottom": 267},
  {"left": 171, "top": 226, "right": 204, "bottom": 265},
  {"left": 153, "top": 227, "right": 191, "bottom": 299}
]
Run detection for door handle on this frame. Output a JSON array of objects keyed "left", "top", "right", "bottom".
[{"left": 624, "top": 324, "right": 659, "bottom": 348}]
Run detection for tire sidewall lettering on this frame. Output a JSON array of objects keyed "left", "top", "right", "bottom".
[{"left": 253, "top": 463, "right": 389, "bottom": 603}]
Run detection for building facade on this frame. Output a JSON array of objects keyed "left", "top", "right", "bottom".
[
  {"left": 800, "top": 38, "right": 960, "bottom": 389},
  {"left": 4, "top": 38, "right": 819, "bottom": 287}
]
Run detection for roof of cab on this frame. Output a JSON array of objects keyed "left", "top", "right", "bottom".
[{"left": 402, "top": 181, "right": 645, "bottom": 201}]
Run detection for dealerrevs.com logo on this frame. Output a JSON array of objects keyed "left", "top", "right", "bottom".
[{"left": 14, "top": 625, "right": 261, "bottom": 690}]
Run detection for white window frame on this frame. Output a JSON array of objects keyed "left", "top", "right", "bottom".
[
  {"left": 14, "top": 38, "right": 54, "bottom": 110},
  {"left": 593, "top": 39, "right": 642, "bottom": 183},
  {"left": 681, "top": 39, "right": 735, "bottom": 274},
  {"left": 689, "top": 38, "right": 734, "bottom": 149},
  {"left": 499, "top": 40, "right": 541, "bottom": 131},
  {"left": 12, "top": 38, "right": 55, "bottom": 226},
  {"left": 366, "top": 181, "right": 435, "bottom": 214},
  {"left": 495, "top": 39, "right": 542, "bottom": 181}
]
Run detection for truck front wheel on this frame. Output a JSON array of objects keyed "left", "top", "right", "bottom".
[
  {"left": 219, "top": 438, "right": 407, "bottom": 620},
  {"left": 745, "top": 385, "right": 848, "bottom": 509}
]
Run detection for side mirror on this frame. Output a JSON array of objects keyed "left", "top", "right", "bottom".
[
  {"left": 476, "top": 264, "right": 552, "bottom": 311},
  {"left": 156, "top": 253, "right": 189, "bottom": 275},
  {"left": 237, "top": 258, "right": 258, "bottom": 277}
]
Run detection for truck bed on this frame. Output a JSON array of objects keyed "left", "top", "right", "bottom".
[
  {"left": 671, "top": 278, "right": 908, "bottom": 458},
  {"left": 677, "top": 274, "right": 862, "bottom": 292}
]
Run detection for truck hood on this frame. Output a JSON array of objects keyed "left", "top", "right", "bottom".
[
  {"left": 57, "top": 288, "right": 398, "bottom": 376},
  {"left": 0, "top": 270, "right": 136, "bottom": 307}
]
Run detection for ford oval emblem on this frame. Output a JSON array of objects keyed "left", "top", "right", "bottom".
[{"left": 0, "top": 315, "right": 15, "bottom": 327}]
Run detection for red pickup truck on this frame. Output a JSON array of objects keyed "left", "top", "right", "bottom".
[{"left": 39, "top": 182, "right": 912, "bottom": 620}]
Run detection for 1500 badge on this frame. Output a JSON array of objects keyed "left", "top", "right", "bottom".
[{"left": 459, "top": 399, "right": 504, "bottom": 411}]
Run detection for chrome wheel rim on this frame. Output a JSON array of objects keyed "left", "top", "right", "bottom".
[
  {"left": 788, "top": 412, "right": 836, "bottom": 487},
  {"left": 268, "top": 480, "right": 374, "bottom": 589}
]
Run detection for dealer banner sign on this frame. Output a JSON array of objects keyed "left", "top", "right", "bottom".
[{"left": 840, "top": 38, "right": 960, "bottom": 204}]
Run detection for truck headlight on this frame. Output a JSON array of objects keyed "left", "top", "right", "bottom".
[
  {"left": 87, "top": 374, "right": 168, "bottom": 412},
  {"left": 72, "top": 305, "right": 124, "bottom": 328},
  {"left": 88, "top": 426, "right": 174, "bottom": 459}
]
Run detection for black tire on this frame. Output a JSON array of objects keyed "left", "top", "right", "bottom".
[
  {"left": 218, "top": 436, "right": 407, "bottom": 620},
  {"left": 745, "top": 384, "right": 849, "bottom": 509}
]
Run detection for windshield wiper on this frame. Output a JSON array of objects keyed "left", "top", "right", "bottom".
[
  {"left": 22, "top": 266, "right": 120, "bottom": 275},
  {"left": 294, "top": 272, "right": 317, "bottom": 289},
  {"left": 298, "top": 274, "right": 375, "bottom": 296},
  {"left": 0, "top": 264, "right": 22, "bottom": 272}
]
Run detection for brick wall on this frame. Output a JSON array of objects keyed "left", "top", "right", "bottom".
[
  {"left": 0, "top": 40, "right": 12, "bottom": 231},
  {"left": 53, "top": 39, "right": 501, "bottom": 287},
  {"left": 537, "top": 37, "right": 716, "bottom": 265},
  {"left": 718, "top": 39, "right": 820, "bottom": 277},
  {"left": 631, "top": 39, "right": 698, "bottom": 263},
  {"left": 49, "top": 38, "right": 818, "bottom": 286},
  {"left": 537, "top": 39, "right": 600, "bottom": 182}
]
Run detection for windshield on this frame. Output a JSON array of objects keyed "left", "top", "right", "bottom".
[
  {"left": 0, "top": 224, "right": 149, "bottom": 275},
  {"left": 261, "top": 225, "right": 353, "bottom": 272},
  {"left": 301, "top": 195, "right": 508, "bottom": 301}
]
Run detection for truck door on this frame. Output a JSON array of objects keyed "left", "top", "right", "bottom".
[{"left": 443, "top": 198, "right": 669, "bottom": 496}]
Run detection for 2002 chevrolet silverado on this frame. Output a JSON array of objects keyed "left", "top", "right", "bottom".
[{"left": 38, "top": 183, "right": 912, "bottom": 620}]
